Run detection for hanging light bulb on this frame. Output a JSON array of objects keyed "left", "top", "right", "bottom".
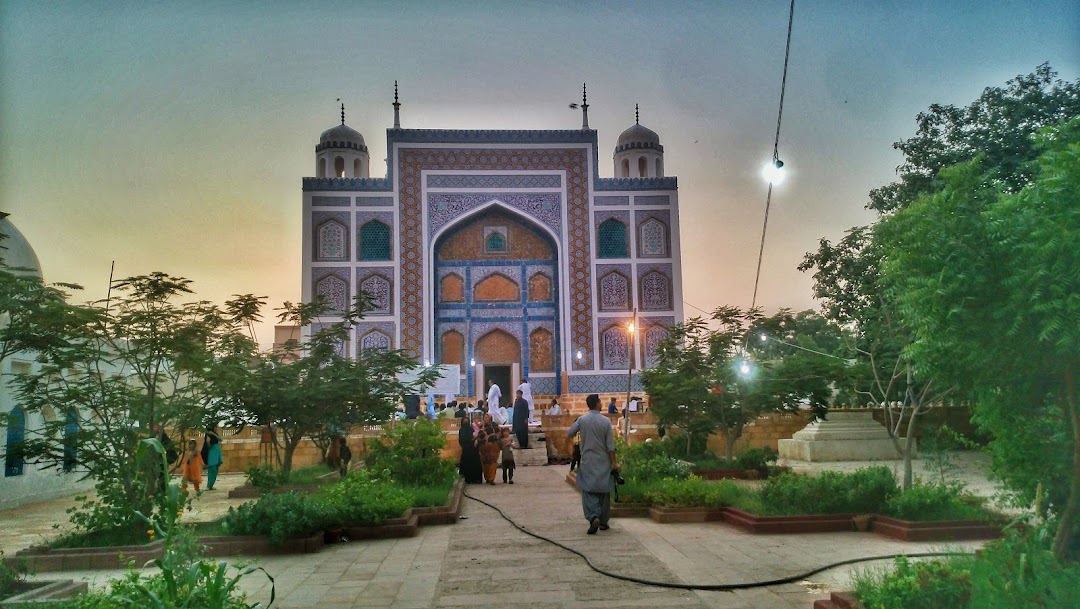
[
  {"left": 739, "top": 361, "right": 751, "bottom": 375},
  {"left": 470, "top": 358, "right": 476, "bottom": 367},
  {"left": 575, "top": 349, "right": 583, "bottom": 361},
  {"left": 761, "top": 158, "right": 785, "bottom": 184}
]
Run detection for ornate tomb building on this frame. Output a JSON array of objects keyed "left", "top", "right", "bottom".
[{"left": 301, "top": 87, "right": 683, "bottom": 401}]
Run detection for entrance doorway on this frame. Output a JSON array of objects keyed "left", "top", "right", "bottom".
[{"left": 484, "top": 365, "right": 512, "bottom": 409}]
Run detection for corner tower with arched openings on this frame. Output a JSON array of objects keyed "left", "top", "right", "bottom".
[{"left": 301, "top": 85, "right": 684, "bottom": 403}]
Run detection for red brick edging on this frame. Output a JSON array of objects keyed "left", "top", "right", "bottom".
[{"left": 8, "top": 480, "right": 465, "bottom": 573}]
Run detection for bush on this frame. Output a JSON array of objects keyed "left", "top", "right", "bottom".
[
  {"left": 244, "top": 464, "right": 289, "bottom": 491},
  {"left": 319, "top": 470, "right": 412, "bottom": 526},
  {"left": 734, "top": 447, "right": 779, "bottom": 474},
  {"left": 365, "top": 419, "right": 456, "bottom": 486},
  {"left": 0, "top": 551, "right": 28, "bottom": 598},
  {"left": 852, "top": 528, "right": 1080, "bottom": 609},
  {"left": 759, "top": 466, "right": 898, "bottom": 515},
  {"left": 884, "top": 481, "right": 990, "bottom": 522},
  {"left": 853, "top": 556, "right": 973, "bottom": 609},
  {"left": 643, "top": 477, "right": 746, "bottom": 508},
  {"left": 966, "top": 527, "right": 1080, "bottom": 608},
  {"left": 222, "top": 492, "right": 332, "bottom": 544},
  {"left": 625, "top": 455, "right": 692, "bottom": 484}
]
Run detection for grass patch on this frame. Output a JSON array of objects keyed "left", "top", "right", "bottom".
[
  {"left": 403, "top": 481, "right": 454, "bottom": 508},
  {"left": 49, "top": 527, "right": 153, "bottom": 549},
  {"left": 287, "top": 463, "right": 334, "bottom": 485}
]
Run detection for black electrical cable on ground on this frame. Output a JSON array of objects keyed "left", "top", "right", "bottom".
[{"left": 464, "top": 490, "right": 966, "bottom": 591}]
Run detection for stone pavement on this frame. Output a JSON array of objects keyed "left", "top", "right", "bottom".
[{"left": 21, "top": 463, "right": 991, "bottom": 609}]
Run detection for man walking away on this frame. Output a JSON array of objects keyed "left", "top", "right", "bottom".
[
  {"left": 568, "top": 394, "right": 619, "bottom": 534},
  {"left": 512, "top": 389, "right": 530, "bottom": 448}
]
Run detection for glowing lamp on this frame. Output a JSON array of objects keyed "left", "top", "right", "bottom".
[{"left": 761, "top": 158, "right": 785, "bottom": 184}]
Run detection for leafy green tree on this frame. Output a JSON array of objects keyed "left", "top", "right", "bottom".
[
  {"left": 216, "top": 294, "right": 437, "bottom": 476},
  {"left": 644, "top": 307, "right": 838, "bottom": 461},
  {"left": 880, "top": 118, "right": 1080, "bottom": 560},
  {"left": 800, "top": 65, "right": 1079, "bottom": 490},
  {"left": 12, "top": 274, "right": 254, "bottom": 534}
]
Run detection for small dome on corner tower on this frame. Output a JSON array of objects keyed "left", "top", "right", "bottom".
[
  {"left": 615, "top": 123, "right": 661, "bottom": 151},
  {"left": 317, "top": 123, "right": 367, "bottom": 152}
]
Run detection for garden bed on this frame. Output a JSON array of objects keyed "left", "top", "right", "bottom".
[
  {"left": 811, "top": 591, "right": 861, "bottom": 609},
  {"left": 870, "top": 515, "right": 1005, "bottom": 542},
  {"left": 722, "top": 507, "right": 858, "bottom": 534},
  {"left": 693, "top": 465, "right": 790, "bottom": 480},
  {"left": 227, "top": 483, "right": 323, "bottom": 499},
  {"left": 9, "top": 480, "right": 464, "bottom": 573},
  {"left": 1, "top": 580, "right": 89, "bottom": 605}
]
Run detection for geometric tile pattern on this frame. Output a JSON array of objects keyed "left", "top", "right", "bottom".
[
  {"left": 594, "top": 195, "right": 629, "bottom": 206},
  {"left": 311, "top": 196, "right": 351, "bottom": 207},
  {"left": 568, "top": 373, "right": 643, "bottom": 393},
  {"left": 397, "top": 147, "right": 592, "bottom": 365},
  {"left": 428, "top": 193, "right": 562, "bottom": 239},
  {"left": 427, "top": 174, "right": 562, "bottom": 188},
  {"left": 635, "top": 195, "right": 671, "bottom": 206}
]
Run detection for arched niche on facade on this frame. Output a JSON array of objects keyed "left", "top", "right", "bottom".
[
  {"left": 527, "top": 272, "right": 552, "bottom": 302},
  {"left": 529, "top": 328, "right": 554, "bottom": 372},
  {"left": 476, "top": 329, "right": 521, "bottom": 364},
  {"left": 598, "top": 270, "right": 631, "bottom": 311},
  {"left": 440, "top": 273, "right": 465, "bottom": 303},
  {"left": 474, "top": 273, "right": 520, "bottom": 302},
  {"left": 440, "top": 330, "right": 464, "bottom": 366}
]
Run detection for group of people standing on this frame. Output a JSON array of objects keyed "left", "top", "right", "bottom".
[
  {"left": 458, "top": 411, "right": 516, "bottom": 485},
  {"left": 156, "top": 425, "right": 223, "bottom": 493}
]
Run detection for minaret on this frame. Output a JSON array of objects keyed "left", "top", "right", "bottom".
[
  {"left": 581, "top": 82, "right": 590, "bottom": 130},
  {"left": 393, "top": 81, "right": 401, "bottom": 129}
]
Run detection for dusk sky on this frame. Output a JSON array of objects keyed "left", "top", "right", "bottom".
[{"left": 2, "top": 1, "right": 1076, "bottom": 344}]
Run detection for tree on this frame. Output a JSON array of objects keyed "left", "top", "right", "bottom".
[
  {"left": 216, "top": 295, "right": 437, "bottom": 476},
  {"left": 643, "top": 307, "right": 838, "bottom": 461},
  {"left": 880, "top": 118, "right": 1080, "bottom": 560},
  {"left": 12, "top": 274, "right": 252, "bottom": 534},
  {"left": 800, "top": 65, "right": 1079, "bottom": 489}
]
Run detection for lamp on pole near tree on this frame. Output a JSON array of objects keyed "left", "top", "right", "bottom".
[{"left": 624, "top": 308, "right": 638, "bottom": 443}]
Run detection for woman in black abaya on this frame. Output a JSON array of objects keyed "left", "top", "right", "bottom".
[{"left": 458, "top": 413, "right": 484, "bottom": 483}]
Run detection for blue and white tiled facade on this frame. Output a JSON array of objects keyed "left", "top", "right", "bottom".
[{"left": 302, "top": 107, "right": 684, "bottom": 398}]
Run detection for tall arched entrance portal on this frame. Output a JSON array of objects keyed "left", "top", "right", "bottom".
[{"left": 432, "top": 206, "right": 559, "bottom": 405}]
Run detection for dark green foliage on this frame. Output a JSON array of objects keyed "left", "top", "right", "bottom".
[
  {"left": 643, "top": 477, "right": 746, "bottom": 508},
  {"left": 243, "top": 464, "right": 289, "bottom": 491},
  {"left": 883, "top": 482, "right": 991, "bottom": 522},
  {"left": 222, "top": 492, "right": 333, "bottom": 545},
  {"left": 319, "top": 470, "right": 413, "bottom": 527},
  {"left": 854, "top": 557, "right": 973, "bottom": 609},
  {"left": 854, "top": 528, "right": 1080, "bottom": 609},
  {"left": 403, "top": 482, "right": 454, "bottom": 508},
  {"left": 759, "top": 466, "right": 898, "bottom": 515},
  {"left": 0, "top": 551, "right": 28, "bottom": 598},
  {"left": 617, "top": 437, "right": 692, "bottom": 483},
  {"left": 734, "top": 447, "right": 779, "bottom": 475},
  {"left": 365, "top": 418, "right": 456, "bottom": 486}
]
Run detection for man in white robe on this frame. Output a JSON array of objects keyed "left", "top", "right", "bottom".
[{"left": 486, "top": 380, "right": 506, "bottom": 425}]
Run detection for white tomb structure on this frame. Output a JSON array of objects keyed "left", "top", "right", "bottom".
[{"left": 778, "top": 411, "right": 915, "bottom": 461}]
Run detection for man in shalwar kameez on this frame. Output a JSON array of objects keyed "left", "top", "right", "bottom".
[{"left": 567, "top": 393, "right": 620, "bottom": 534}]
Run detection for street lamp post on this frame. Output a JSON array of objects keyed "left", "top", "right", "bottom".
[{"left": 624, "top": 308, "right": 638, "bottom": 443}]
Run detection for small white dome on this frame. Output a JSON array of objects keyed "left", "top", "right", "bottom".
[
  {"left": 317, "top": 123, "right": 367, "bottom": 152},
  {"left": 0, "top": 214, "right": 43, "bottom": 278},
  {"left": 615, "top": 122, "right": 663, "bottom": 154}
]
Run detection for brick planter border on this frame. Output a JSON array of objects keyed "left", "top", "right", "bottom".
[
  {"left": 870, "top": 515, "right": 1005, "bottom": 542},
  {"left": 648, "top": 506, "right": 726, "bottom": 523},
  {"left": 721, "top": 508, "right": 858, "bottom": 534},
  {"left": 9, "top": 481, "right": 465, "bottom": 573},
  {"left": 1, "top": 580, "right": 89, "bottom": 605},
  {"left": 610, "top": 503, "right": 649, "bottom": 518}
]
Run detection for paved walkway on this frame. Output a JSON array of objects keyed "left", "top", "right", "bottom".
[{"left": 18, "top": 462, "right": 992, "bottom": 609}]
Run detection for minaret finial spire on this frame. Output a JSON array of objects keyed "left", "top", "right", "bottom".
[
  {"left": 341, "top": 102, "right": 345, "bottom": 125},
  {"left": 581, "top": 82, "right": 590, "bottom": 130},
  {"left": 393, "top": 81, "right": 401, "bottom": 129},
  {"left": 635, "top": 103, "right": 639, "bottom": 125}
]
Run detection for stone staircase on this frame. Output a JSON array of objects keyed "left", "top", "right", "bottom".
[{"left": 513, "top": 430, "right": 549, "bottom": 466}]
